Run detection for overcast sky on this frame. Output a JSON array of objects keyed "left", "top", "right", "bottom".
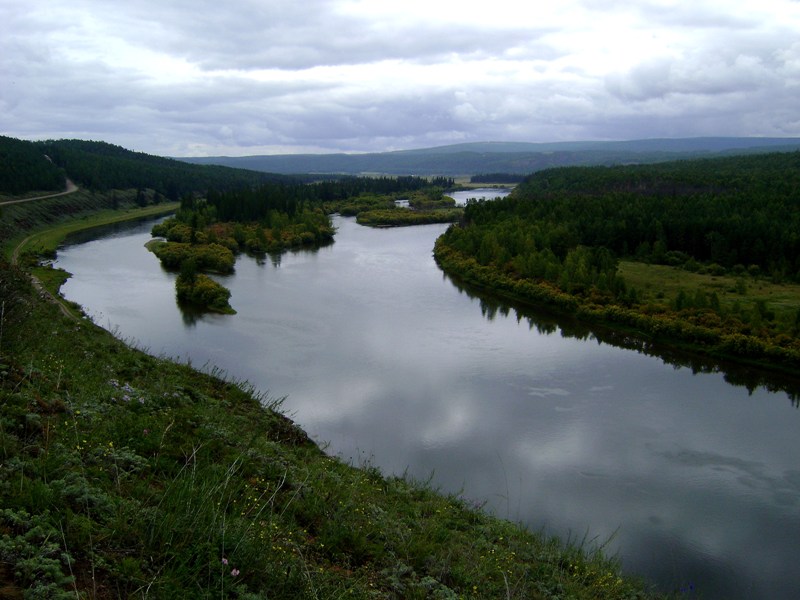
[{"left": 2, "top": 0, "right": 799, "bottom": 156}]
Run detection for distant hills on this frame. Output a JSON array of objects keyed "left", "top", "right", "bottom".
[
  {"left": 4, "top": 135, "right": 800, "bottom": 194},
  {"left": 178, "top": 137, "right": 800, "bottom": 177}
]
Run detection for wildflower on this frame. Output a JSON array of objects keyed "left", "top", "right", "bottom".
[
  {"left": 680, "top": 582, "right": 696, "bottom": 594},
  {"left": 221, "top": 558, "right": 228, "bottom": 565},
  {"left": 143, "top": 429, "right": 150, "bottom": 435},
  {"left": 231, "top": 568, "right": 240, "bottom": 577}
]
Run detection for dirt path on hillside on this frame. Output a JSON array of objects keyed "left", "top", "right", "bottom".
[
  {"left": 0, "top": 178, "right": 79, "bottom": 207},
  {"left": 10, "top": 226, "right": 80, "bottom": 323}
]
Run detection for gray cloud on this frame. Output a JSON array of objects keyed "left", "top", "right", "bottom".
[{"left": 1, "top": 0, "right": 799, "bottom": 155}]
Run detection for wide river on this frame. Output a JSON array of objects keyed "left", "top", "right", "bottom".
[{"left": 55, "top": 190, "right": 800, "bottom": 599}]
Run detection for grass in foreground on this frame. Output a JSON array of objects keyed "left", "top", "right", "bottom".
[{"left": 0, "top": 258, "right": 667, "bottom": 598}]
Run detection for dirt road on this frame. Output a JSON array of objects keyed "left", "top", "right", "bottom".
[
  {"left": 0, "top": 178, "right": 79, "bottom": 207},
  {"left": 6, "top": 183, "right": 81, "bottom": 322}
]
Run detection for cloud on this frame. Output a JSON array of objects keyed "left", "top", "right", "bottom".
[{"left": 1, "top": 0, "right": 799, "bottom": 155}]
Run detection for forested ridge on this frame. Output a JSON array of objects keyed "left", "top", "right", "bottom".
[
  {"left": 0, "top": 135, "right": 66, "bottom": 194},
  {"left": 511, "top": 152, "right": 800, "bottom": 277},
  {"left": 181, "top": 137, "right": 800, "bottom": 176},
  {"left": 0, "top": 136, "right": 293, "bottom": 198},
  {"left": 435, "top": 152, "right": 800, "bottom": 371}
]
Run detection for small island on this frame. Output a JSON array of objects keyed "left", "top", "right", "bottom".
[
  {"left": 355, "top": 187, "right": 464, "bottom": 227},
  {"left": 149, "top": 178, "right": 458, "bottom": 313}
]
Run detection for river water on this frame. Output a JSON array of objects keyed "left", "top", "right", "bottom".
[{"left": 55, "top": 189, "right": 800, "bottom": 599}]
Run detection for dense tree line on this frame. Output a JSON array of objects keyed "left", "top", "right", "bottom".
[
  {"left": 474, "top": 152, "right": 800, "bottom": 281},
  {"left": 470, "top": 173, "right": 527, "bottom": 184},
  {"left": 309, "top": 175, "right": 454, "bottom": 202},
  {"left": 0, "top": 135, "right": 66, "bottom": 194},
  {"left": 2, "top": 135, "right": 454, "bottom": 205},
  {"left": 407, "top": 188, "right": 456, "bottom": 209},
  {"left": 201, "top": 176, "right": 452, "bottom": 222},
  {"left": 32, "top": 139, "right": 293, "bottom": 197}
]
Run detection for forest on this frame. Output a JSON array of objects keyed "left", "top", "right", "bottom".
[
  {"left": 435, "top": 152, "right": 800, "bottom": 371},
  {"left": 510, "top": 152, "right": 800, "bottom": 276},
  {"left": 0, "top": 135, "right": 66, "bottom": 194},
  {"left": 470, "top": 173, "right": 527, "bottom": 183},
  {"left": 0, "top": 137, "right": 293, "bottom": 199}
]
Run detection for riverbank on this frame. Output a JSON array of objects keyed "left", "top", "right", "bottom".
[
  {"left": 433, "top": 239, "right": 800, "bottom": 378},
  {"left": 7, "top": 202, "right": 179, "bottom": 264},
  {"left": 0, "top": 206, "right": 667, "bottom": 597}
]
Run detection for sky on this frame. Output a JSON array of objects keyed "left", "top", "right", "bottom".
[{"left": 2, "top": 0, "right": 799, "bottom": 157}]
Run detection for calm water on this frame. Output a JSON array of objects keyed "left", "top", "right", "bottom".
[{"left": 56, "top": 190, "right": 800, "bottom": 599}]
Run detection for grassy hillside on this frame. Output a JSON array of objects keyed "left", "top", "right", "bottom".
[{"left": 0, "top": 188, "right": 172, "bottom": 258}]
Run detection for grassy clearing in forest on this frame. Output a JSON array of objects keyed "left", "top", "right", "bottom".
[{"left": 619, "top": 260, "right": 800, "bottom": 328}]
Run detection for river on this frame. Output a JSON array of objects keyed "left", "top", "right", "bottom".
[{"left": 55, "top": 189, "right": 800, "bottom": 599}]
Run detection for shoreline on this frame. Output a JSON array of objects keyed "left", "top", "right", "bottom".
[{"left": 433, "top": 239, "right": 800, "bottom": 384}]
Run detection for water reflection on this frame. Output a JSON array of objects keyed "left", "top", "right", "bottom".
[
  {"left": 179, "top": 304, "right": 206, "bottom": 327},
  {"left": 442, "top": 271, "right": 800, "bottom": 405},
  {"left": 446, "top": 187, "right": 514, "bottom": 206}
]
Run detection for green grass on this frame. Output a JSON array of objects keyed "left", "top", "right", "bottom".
[
  {"left": 357, "top": 208, "right": 463, "bottom": 227},
  {"left": 6, "top": 202, "right": 179, "bottom": 262},
  {"left": 619, "top": 260, "right": 800, "bottom": 328},
  {"left": 0, "top": 202, "right": 670, "bottom": 598},
  {"left": 0, "top": 184, "right": 178, "bottom": 257},
  {"left": 29, "top": 264, "right": 73, "bottom": 297}
]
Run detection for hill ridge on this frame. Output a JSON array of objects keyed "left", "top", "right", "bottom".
[{"left": 178, "top": 137, "right": 800, "bottom": 176}]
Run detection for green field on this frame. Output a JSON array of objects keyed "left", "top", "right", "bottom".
[{"left": 619, "top": 260, "right": 800, "bottom": 328}]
